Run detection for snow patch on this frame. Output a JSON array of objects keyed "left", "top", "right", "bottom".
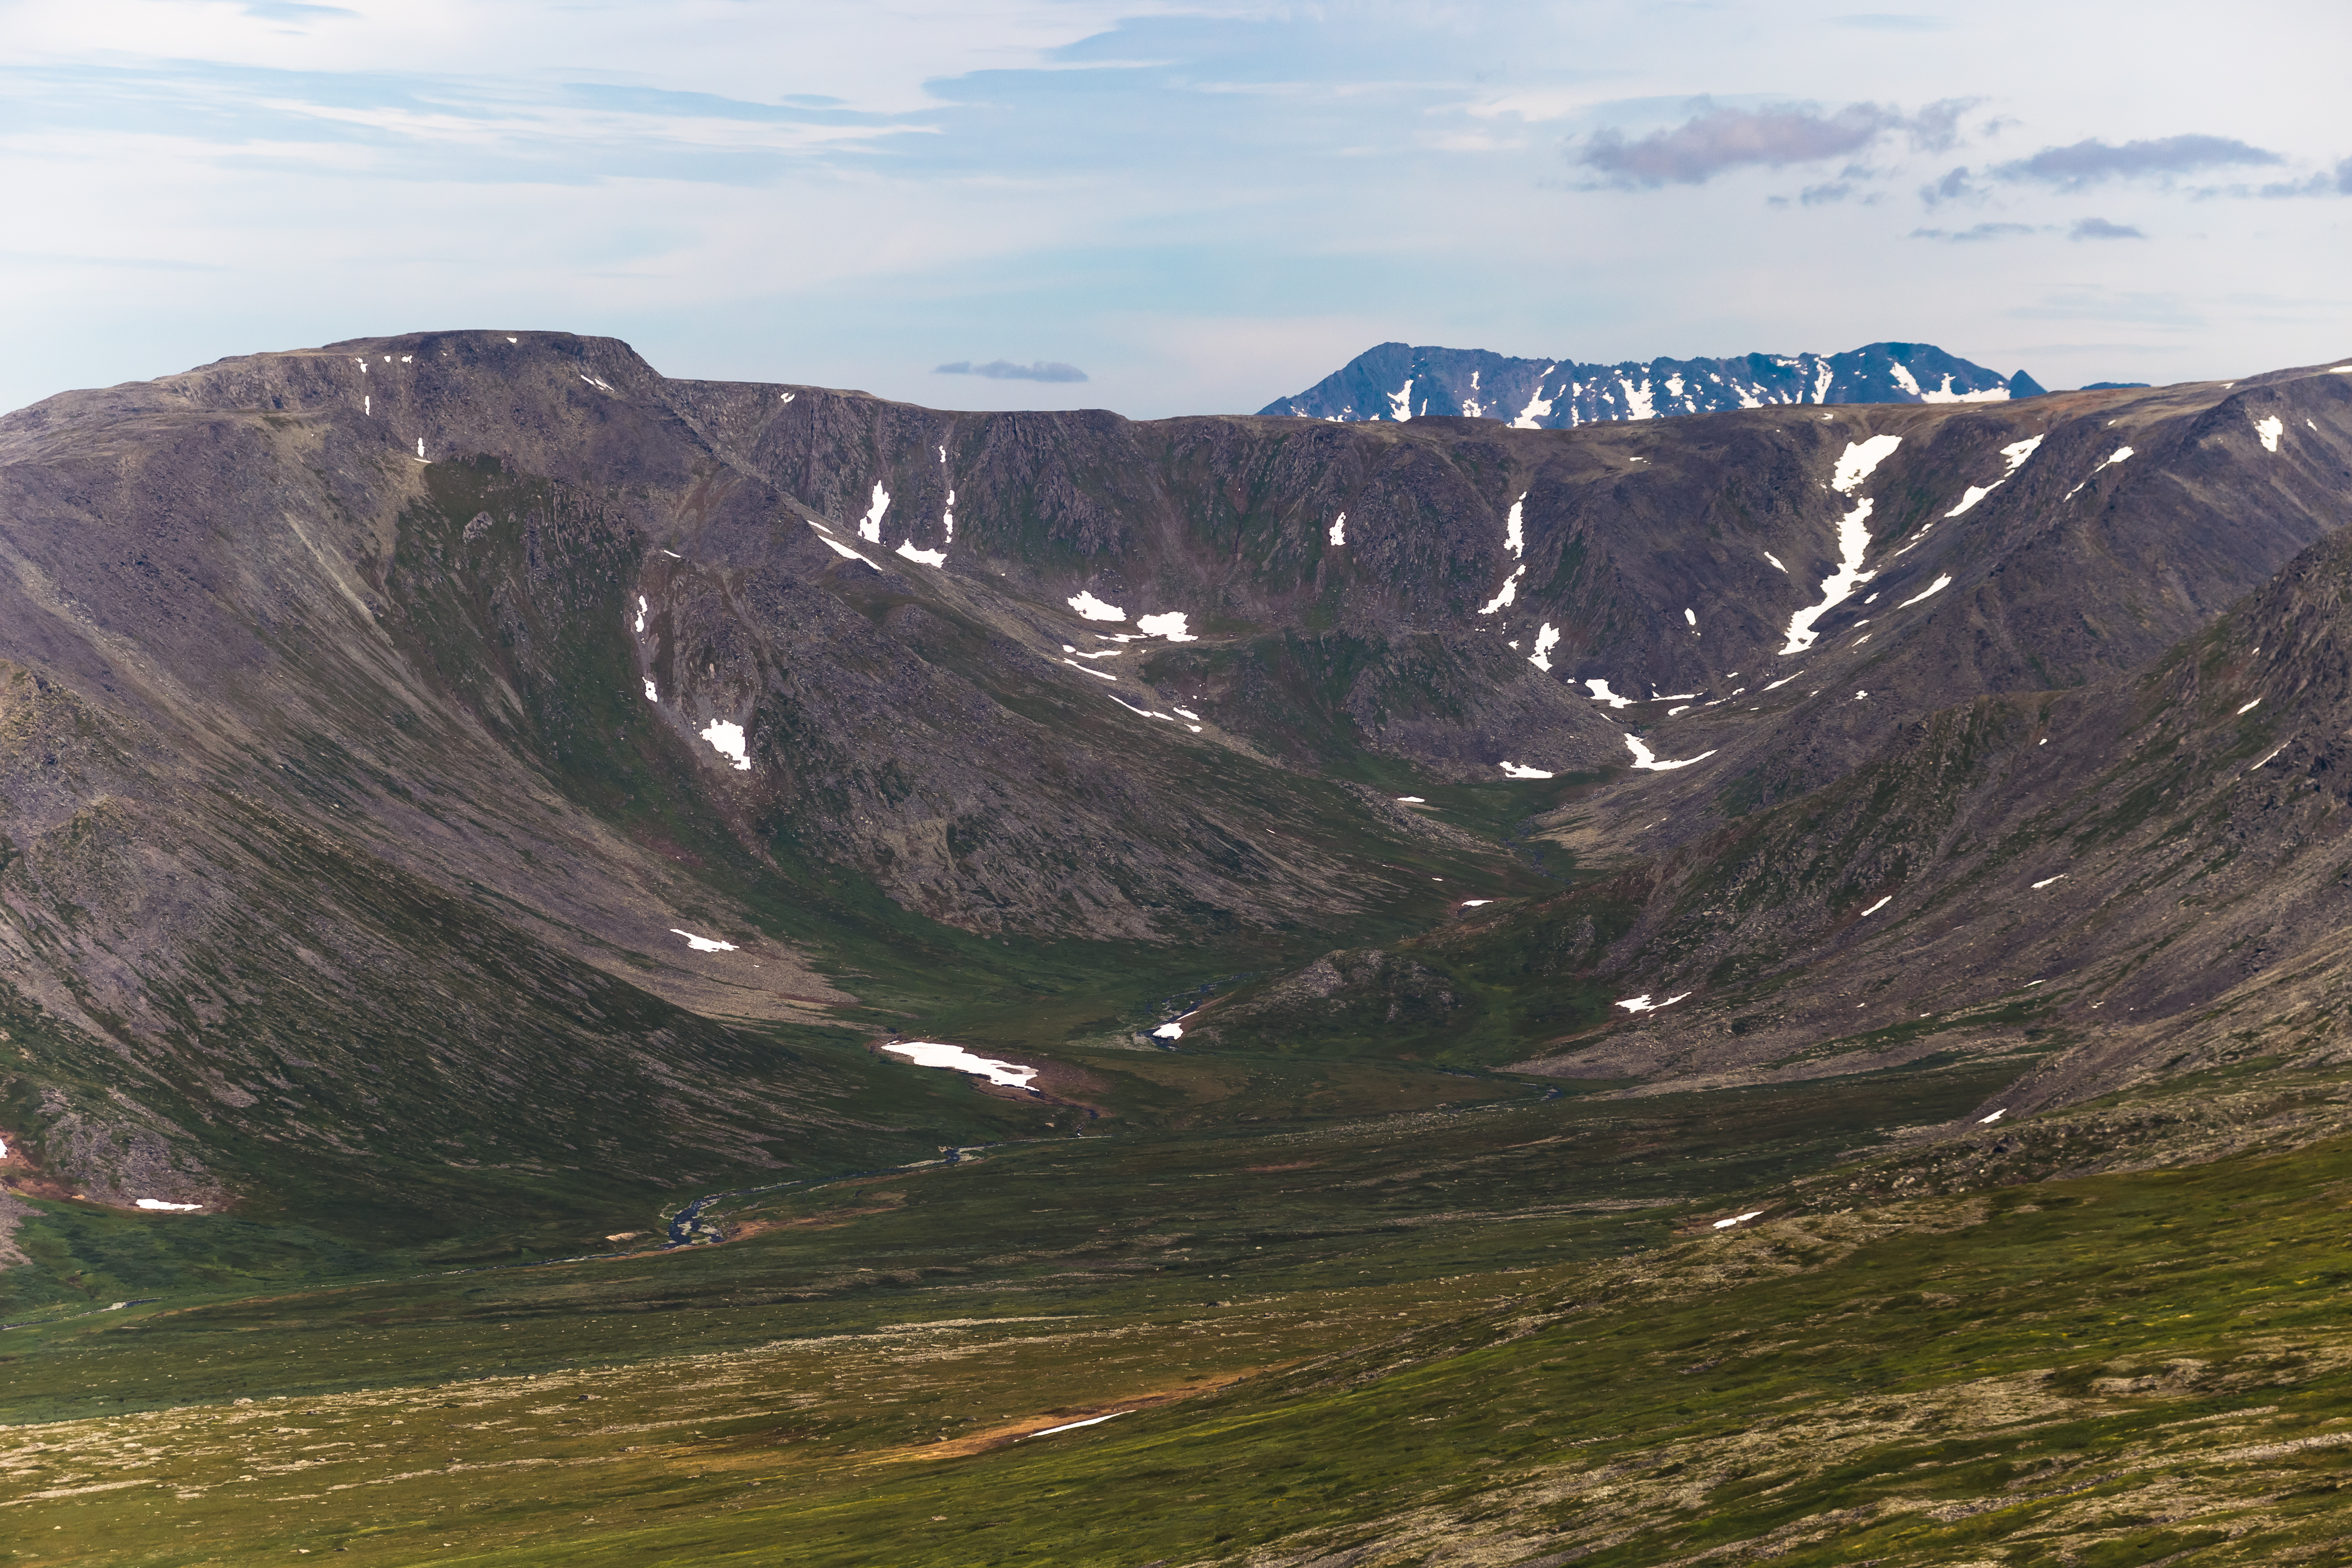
[
  {"left": 1713, "top": 1210, "right": 1764, "bottom": 1229},
  {"left": 2031, "top": 874, "right": 2066, "bottom": 890},
  {"left": 1979, "top": 1109, "right": 2007, "bottom": 1124},
  {"left": 1498, "top": 762, "right": 1553, "bottom": 779},
  {"left": 1778, "top": 498, "right": 1876, "bottom": 654},
  {"left": 858, "top": 482, "right": 891, "bottom": 543},
  {"left": 1328, "top": 511, "right": 1346, "bottom": 546},
  {"left": 1945, "top": 484, "right": 1998, "bottom": 517},
  {"left": 1614, "top": 992, "right": 1691, "bottom": 1013},
  {"left": 1068, "top": 590, "right": 1126, "bottom": 622},
  {"left": 1895, "top": 573, "right": 1952, "bottom": 609},
  {"left": 1504, "top": 493, "right": 1526, "bottom": 558},
  {"left": 1624, "top": 735, "right": 1717, "bottom": 772},
  {"left": 2255, "top": 414, "right": 2283, "bottom": 452},
  {"left": 1478, "top": 565, "right": 1525, "bottom": 614},
  {"left": 814, "top": 533, "right": 879, "bottom": 568},
  {"left": 1510, "top": 367, "right": 1558, "bottom": 428},
  {"left": 699, "top": 720, "right": 752, "bottom": 771},
  {"left": 1064, "top": 660, "right": 1119, "bottom": 681},
  {"left": 884, "top": 1041, "right": 1038, "bottom": 1090},
  {"left": 1136, "top": 611, "right": 1197, "bottom": 642},
  {"left": 671, "top": 928, "right": 738, "bottom": 952},
  {"left": 1173, "top": 707, "right": 1200, "bottom": 720},
  {"left": 1584, "top": 679, "right": 1634, "bottom": 709},
  {"left": 2002, "top": 434, "right": 2044, "bottom": 474},
  {"left": 1684, "top": 608, "right": 1697, "bottom": 627},
  {"left": 1461, "top": 899, "right": 1492, "bottom": 907},
  {"left": 1620, "top": 377, "right": 1656, "bottom": 420},
  {"left": 1764, "top": 551, "right": 1787, "bottom": 573},
  {"left": 896, "top": 540, "right": 947, "bottom": 568},
  {"left": 1529, "top": 622, "right": 1560, "bottom": 672},
  {"left": 2238, "top": 697, "right": 2262, "bottom": 715},
  {"left": 634, "top": 595, "right": 647, "bottom": 635},
  {"left": 1860, "top": 895, "right": 1892, "bottom": 916},
  {"left": 1152, "top": 1021, "right": 1185, "bottom": 1040},
  {"left": 135, "top": 1199, "right": 202, "bottom": 1212},
  {"left": 643, "top": 678, "right": 658, "bottom": 702},
  {"left": 1831, "top": 435, "right": 1902, "bottom": 494},
  {"left": 1387, "top": 379, "right": 1414, "bottom": 422}
]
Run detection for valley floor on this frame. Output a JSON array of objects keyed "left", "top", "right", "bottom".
[{"left": 5, "top": 1058, "right": 2350, "bottom": 1566}]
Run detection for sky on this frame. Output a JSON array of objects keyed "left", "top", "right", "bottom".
[{"left": 3, "top": 0, "right": 2348, "bottom": 418}]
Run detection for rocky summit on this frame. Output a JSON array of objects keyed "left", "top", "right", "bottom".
[
  {"left": 1262, "top": 339, "right": 2048, "bottom": 426},
  {"left": 3, "top": 332, "right": 2352, "bottom": 1566}
]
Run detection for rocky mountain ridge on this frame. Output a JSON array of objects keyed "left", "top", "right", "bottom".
[
  {"left": 1261, "top": 340, "right": 2047, "bottom": 427},
  {"left": 0, "top": 330, "right": 2346, "bottom": 1218}
]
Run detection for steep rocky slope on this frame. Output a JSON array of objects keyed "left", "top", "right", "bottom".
[
  {"left": 1261, "top": 339, "right": 2044, "bottom": 426},
  {"left": 0, "top": 333, "right": 2345, "bottom": 1216}
]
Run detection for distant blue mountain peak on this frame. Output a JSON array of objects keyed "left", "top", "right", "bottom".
[{"left": 1260, "top": 341, "right": 2046, "bottom": 426}]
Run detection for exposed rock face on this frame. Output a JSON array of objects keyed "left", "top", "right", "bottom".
[
  {"left": 1260, "top": 341, "right": 2045, "bottom": 427},
  {"left": 0, "top": 329, "right": 2344, "bottom": 1208}
]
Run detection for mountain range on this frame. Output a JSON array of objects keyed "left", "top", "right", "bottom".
[
  {"left": 1261, "top": 339, "right": 2047, "bottom": 426},
  {"left": 3, "top": 332, "right": 2351, "bottom": 1564}
]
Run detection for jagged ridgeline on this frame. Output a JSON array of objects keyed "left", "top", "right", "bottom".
[{"left": 1261, "top": 340, "right": 2047, "bottom": 426}]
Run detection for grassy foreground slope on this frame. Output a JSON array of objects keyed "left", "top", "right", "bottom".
[{"left": 5, "top": 1054, "right": 2351, "bottom": 1565}]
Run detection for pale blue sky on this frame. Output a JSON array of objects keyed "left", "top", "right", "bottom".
[{"left": 4, "top": 0, "right": 2346, "bottom": 416}]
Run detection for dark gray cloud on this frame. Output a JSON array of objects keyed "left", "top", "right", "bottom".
[
  {"left": 1995, "top": 134, "right": 2282, "bottom": 189},
  {"left": 935, "top": 359, "right": 1088, "bottom": 383},
  {"left": 2069, "top": 217, "right": 2145, "bottom": 241},
  {"left": 1910, "top": 222, "right": 2038, "bottom": 242}
]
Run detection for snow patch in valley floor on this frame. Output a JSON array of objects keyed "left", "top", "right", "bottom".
[
  {"left": 884, "top": 1041, "right": 1039, "bottom": 1090},
  {"left": 136, "top": 1199, "right": 202, "bottom": 1212},
  {"left": 1461, "top": 899, "right": 1493, "bottom": 907},
  {"left": 1068, "top": 590, "right": 1125, "bottom": 622},
  {"left": 671, "top": 928, "right": 738, "bottom": 952},
  {"left": 699, "top": 720, "right": 752, "bottom": 771},
  {"left": 858, "top": 481, "right": 891, "bottom": 543},
  {"left": 1499, "top": 762, "right": 1553, "bottom": 779},
  {"left": 1624, "top": 735, "right": 1717, "bottom": 772},
  {"left": 1614, "top": 992, "right": 1690, "bottom": 1013},
  {"left": 1136, "top": 611, "right": 1196, "bottom": 642}
]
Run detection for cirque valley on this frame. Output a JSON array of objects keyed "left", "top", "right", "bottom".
[{"left": 2, "top": 332, "right": 2352, "bottom": 1565}]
